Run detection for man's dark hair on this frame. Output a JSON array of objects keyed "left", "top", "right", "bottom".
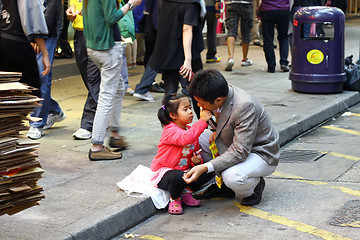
[{"left": 188, "top": 69, "right": 229, "bottom": 103}]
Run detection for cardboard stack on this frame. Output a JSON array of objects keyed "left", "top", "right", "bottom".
[{"left": 0, "top": 71, "right": 45, "bottom": 215}]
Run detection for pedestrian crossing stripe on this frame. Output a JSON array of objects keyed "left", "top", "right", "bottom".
[
  {"left": 234, "top": 202, "right": 352, "bottom": 240},
  {"left": 321, "top": 125, "right": 360, "bottom": 136}
]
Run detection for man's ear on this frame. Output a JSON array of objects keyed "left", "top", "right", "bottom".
[{"left": 169, "top": 112, "right": 177, "bottom": 120}]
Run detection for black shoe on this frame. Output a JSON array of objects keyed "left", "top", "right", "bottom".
[
  {"left": 281, "top": 65, "right": 290, "bottom": 72},
  {"left": 267, "top": 67, "right": 275, "bottom": 73},
  {"left": 241, "top": 177, "right": 265, "bottom": 206},
  {"left": 149, "top": 82, "right": 165, "bottom": 93},
  {"left": 193, "top": 183, "right": 235, "bottom": 200}
]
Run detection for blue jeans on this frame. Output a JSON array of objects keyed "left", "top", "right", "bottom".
[
  {"left": 87, "top": 42, "right": 125, "bottom": 145},
  {"left": 30, "top": 37, "right": 62, "bottom": 128},
  {"left": 121, "top": 44, "right": 131, "bottom": 90},
  {"left": 134, "top": 63, "right": 158, "bottom": 94}
]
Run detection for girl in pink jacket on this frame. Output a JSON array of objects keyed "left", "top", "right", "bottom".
[{"left": 150, "top": 94, "right": 213, "bottom": 215}]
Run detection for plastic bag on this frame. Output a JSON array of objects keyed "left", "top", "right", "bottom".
[
  {"left": 344, "top": 55, "right": 360, "bottom": 91},
  {"left": 117, "top": 165, "right": 170, "bottom": 209}
]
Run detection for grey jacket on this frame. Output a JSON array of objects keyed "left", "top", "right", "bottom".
[{"left": 211, "top": 85, "right": 280, "bottom": 175}]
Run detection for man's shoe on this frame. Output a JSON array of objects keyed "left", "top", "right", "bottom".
[
  {"left": 241, "top": 58, "right": 253, "bottom": 67},
  {"left": 281, "top": 65, "right": 290, "bottom": 72},
  {"left": 109, "top": 136, "right": 129, "bottom": 150},
  {"left": 149, "top": 82, "right": 165, "bottom": 93},
  {"left": 133, "top": 91, "right": 155, "bottom": 102},
  {"left": 26, "top": 127, "right": 44, "bottom": 140},
  {"left": 89, "top": 146, "right": 122, "bottom": 161},
  {"left": 206, "top": 55, "right": 221, "bottom": 63},
  {"left": 73, "top": 128, "right": 92, "bottom": 140},
  {"left": 125, "top": 88, "right": 135, "bottom": 96},
  {"left": 193, "top": 183, "right": 235, "bottom": 200},
  {"left": 253, "top": 40, "right": 261, "bottom": 46},
  {"left": 267, "top": 67, "right": 275, "bottom": 73},
  {"left": 241, "top": 177, "right": 265, "bottom": 206},
  {"left": 43, "top": 111, "right": 66, "bottom": 130},
  {"left": 225, "top": 58, "right": 234, "bottom": 71}
]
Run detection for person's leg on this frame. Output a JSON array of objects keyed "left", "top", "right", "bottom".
[
  {"left": 157, "top": 170, "right": 187, "bottom": 200},
  {"left": 134, "top": 63, "right": 158, "bottom": 94},
  {"left": 162, "top": 69, "right": 180, "bottom": 97},
  {"left": 276, "top": 10, "right": 290, "bottom": 68},
  {"left": 225, "top": 4, "right": 238, "bottom": 71},
  {"left": 30, "top": 37, "right": 58, "bottom": 128},
  {"left": 74, "top": 30, "right": 100, "bottom": 133},
  {"left": 261, "top": 11, "right": 276, "bottom": 72},
  {"left": 221, "top": 153, "right": 276, "bottom": 198},
  {"left": 205, "top": 10, "right": 218, "bottom": 60},
  {"left": 239, "top": 3, "right": 253, "bottom": 64},
  {"left": 88, "top": 43, "right": 123, "bottom": 147}
]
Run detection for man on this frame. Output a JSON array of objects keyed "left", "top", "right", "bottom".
[
  {"left": 184, "top": 69, "right": 280, "bottom": 206},
  {"left": 223, "top": 0, "right": 254, "bottom": 71}
]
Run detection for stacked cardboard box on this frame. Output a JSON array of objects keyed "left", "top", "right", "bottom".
[{"left": 0, "top": 71, "right": 45, "bottom": 215}]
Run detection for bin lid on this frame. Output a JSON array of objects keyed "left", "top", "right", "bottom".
[{"left": 294, "top": 6, "right": 345, "bottom": 23}]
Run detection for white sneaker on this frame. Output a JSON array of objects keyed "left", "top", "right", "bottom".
[
  {"left": 44, "top": 111, "right": 66, "bottom": 130},
  {"left": 225, "top": 58, "right": 234, "bottom": 71},
  {"left": 73, "top": 128, "right": 92, "bottom": 140},
  {"left": 26, "top": 127, "right": 44, "bottom": 140},
  {"left": 241, "top": 59, "right": 253, "bottom": 66},
  {"left": 133, "top": 91, "right": 155, "bottom": 102}
]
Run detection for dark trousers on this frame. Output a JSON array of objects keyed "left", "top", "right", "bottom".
[
  {"left": 261, "top": 10, "right": 289, "bottom": 71},
  {"left": 162, "top": 58, "right": 203, "bottom": 118},
  {"left": 0, "top": 37, "right": 41, "bottom": 97},
  {"left": 74, "top": 30, "right": 101, "bottom": 131},
  {"left": 203, "top": 10, "right": 217, "bottom": 59},
  {"left": 158, "top": 169, "right": 214, "bottom": 199}
]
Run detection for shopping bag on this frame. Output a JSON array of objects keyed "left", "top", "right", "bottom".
[{"left": 117, "top": 165, "right": 170, "bottom": 209}]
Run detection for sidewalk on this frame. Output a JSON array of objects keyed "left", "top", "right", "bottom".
[{"left": 1, "top": 19, "right": 360, "bottom": 240}]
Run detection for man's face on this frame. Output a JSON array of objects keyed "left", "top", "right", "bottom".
[{"left": 194, "top": 96, "right": 219, "bottom": 111}]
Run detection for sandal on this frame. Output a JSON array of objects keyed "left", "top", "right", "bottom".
[
  {"left": 181, "top": 193, "right": 201, "bottom": 207},
  {"left": 168, "top": 199, "right": 183, "bottom": 215}
]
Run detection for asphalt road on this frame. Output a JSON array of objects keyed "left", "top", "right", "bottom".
[{"left": 113, "top": 103, "right": 360, "bottom": 240}]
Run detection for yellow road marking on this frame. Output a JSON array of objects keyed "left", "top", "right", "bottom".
[
  {"left": 139, "top": 235, "right": 165, "bottom": 240},
  {"left": 348, "top": 113, "right": 360, "bottom": 117},
  {"left": 234, "top": 202, "right": 352, "bottom": 240},
  {"left": 320, "top": 151, "right": 360, "bottom": 161},
  {"left": 273, "top": 171, "right": 360, "bottom": 196},
  {"left": 321, "top": 126, "right": 360, "bottom": 136}
]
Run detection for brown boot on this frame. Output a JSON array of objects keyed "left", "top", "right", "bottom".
[
  {"left": 88, "top": 146, "right": 122, "bottom": 161},
  {"left": 109, "top": 136, "right": 129, "bottom": 150}
]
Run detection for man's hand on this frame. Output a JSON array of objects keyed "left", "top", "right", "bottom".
[{"left": 183, "top": 164, "right": 208, "bottom": 184}]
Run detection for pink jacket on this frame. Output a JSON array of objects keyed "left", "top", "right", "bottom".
[{"left": 150, "top": 119, "right": 208, "bottom": 186}]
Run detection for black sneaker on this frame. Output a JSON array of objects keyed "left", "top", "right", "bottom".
[{"left": 149, "top": 82, "right": 165, "bottom": 93}]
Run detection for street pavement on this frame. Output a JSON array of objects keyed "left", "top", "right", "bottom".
[{"left": 1, "top": 19, "right": 359, "bottom": 240}]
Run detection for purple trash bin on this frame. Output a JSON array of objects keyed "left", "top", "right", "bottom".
[{"left": 289, "top": 7, "right": 346, "bottom": 93}]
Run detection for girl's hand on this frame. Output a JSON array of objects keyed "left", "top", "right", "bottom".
[
  {"left": 179, "top": 59, "right": 193, "bottom": 81},
  {"left": 200, "top": 109, "right": 212, "bottom": 122},
  {"left": 191, "top": 151, "right": 202, "bottom": 165}
]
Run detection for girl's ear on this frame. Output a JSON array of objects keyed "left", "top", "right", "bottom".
[{"left": 169, "top": 112, "right": 177, "bottom": 121}]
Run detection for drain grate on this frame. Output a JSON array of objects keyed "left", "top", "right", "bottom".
[
  {"left": 329, "top": 200, "right": 360, "bottom": 228},
  {"left": 279, "top": 150, "right": 326, "bottom": 163}
]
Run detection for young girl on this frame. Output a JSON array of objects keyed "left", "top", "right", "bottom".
[{"left": 150, "top": 94, "right": 213, "bottom": 215}]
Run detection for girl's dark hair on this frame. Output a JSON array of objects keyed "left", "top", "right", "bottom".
[{"left": 158, "top": 93, "right": 191, "bottom": 126}]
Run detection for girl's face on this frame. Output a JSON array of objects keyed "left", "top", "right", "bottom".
[{"left": 171, "top": 98, "right": 193, "bottom": 129}]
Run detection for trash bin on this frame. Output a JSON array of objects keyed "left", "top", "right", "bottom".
[{"left": 289, "top": 6, "right": 346, "bottom": 93}]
